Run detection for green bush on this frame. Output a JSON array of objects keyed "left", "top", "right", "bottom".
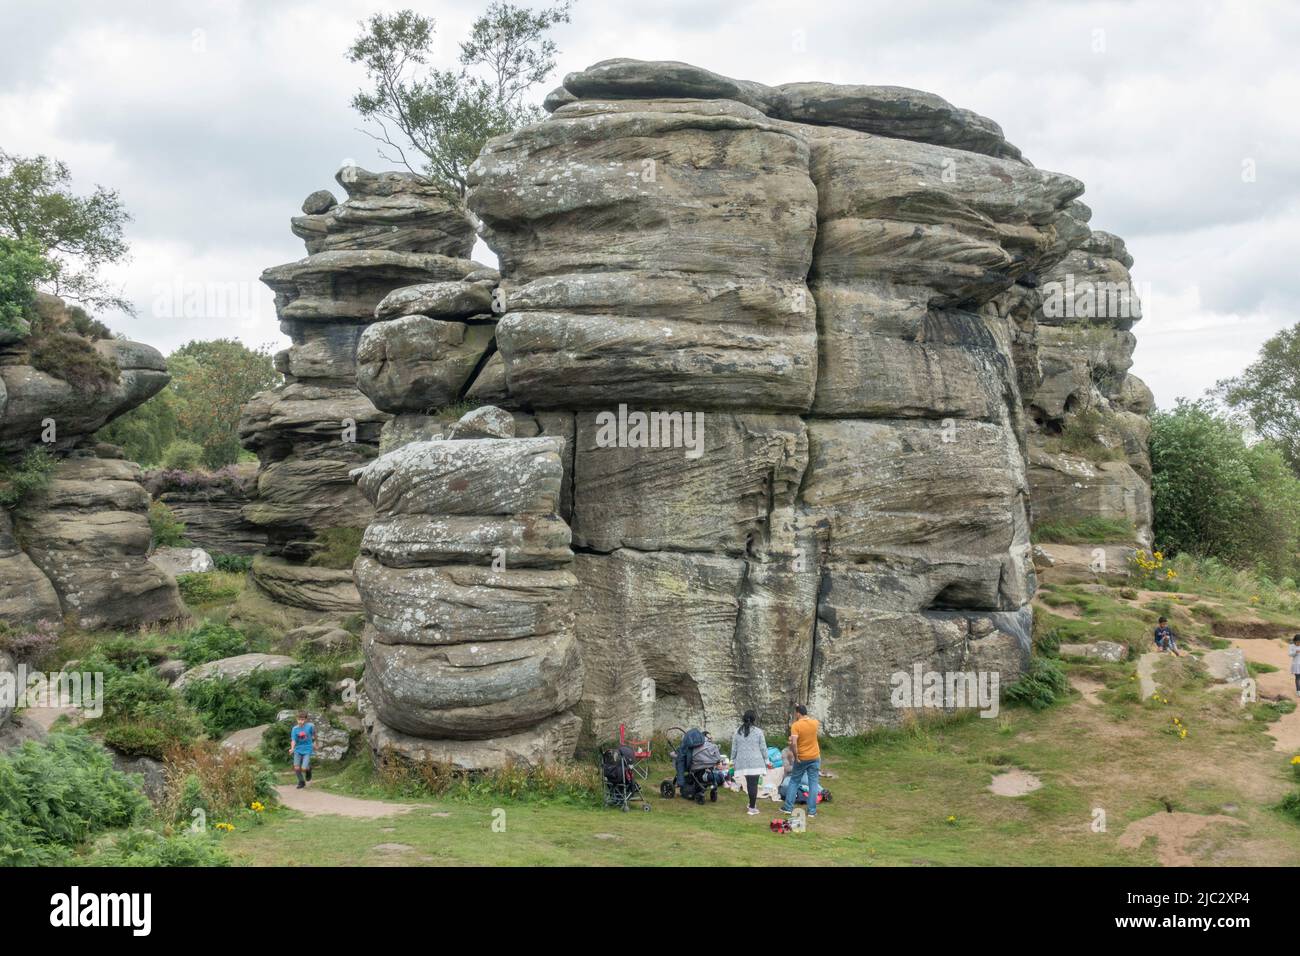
[
  {"left": 26, "top": 318, "right": 120, "bottom": 394},
  {"left": 182, "top": 664, "right": 331, "bottom": 737},
  {"left": 1279, "top": 790, "right": 1300, "bottom": 823},
  {"left": 307, "top": 526, "right": 364, "bottom": 570},
  {"left": 179, "top": 621, "right": 250, "bottom": 667},
  {"left": 1047, "top": 408, "right": 1125, "bottom": 462},
  {"left": 0, "top": 446, "right": 56, "bottom": 508},
  {"left": 176, "top": 573, "right": 240, "bottom": 606},
  {"left": 212, "top": 554, "right": 254, "bottom": 573},
  {"left": 101, "top": 722, "right": 176, "bottom": 760},
  {"left": 81, "top": 827, "right": 230, "bottom": 867},
  {"left": 0, "top": 732, "right": 150, "bottom": 866},
  {"left": 91, "top": 668, "right": 205, "bottom": 759},
  {"left": 148, "top": 499, "right": 189, "bottom": 548},
  {"left": 1151, "top": 400, "right": 1300, "bottom": 577},
  {"left": 1003, "top": 656, "right": 1071, "bottom": 711},
  {"left": 160, "top": 439, "right": 204, "bottom": 471}
]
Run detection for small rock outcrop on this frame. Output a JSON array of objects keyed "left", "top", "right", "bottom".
[
  {"left": 1, "top": 294, "right": 184, "bottom": 631},
  {"left": 143, "top": 464, "right": 267, "bottom": 556},
  {"left": 236, "top": 167, "right": 478, "bottom": 624}
]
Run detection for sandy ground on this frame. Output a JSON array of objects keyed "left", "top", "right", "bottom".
[
  {"left": 988, "top": 768, "right": 1042, "bottom": 796},
  {"left": 274, "top": 784, "right": 419, "bottom": 819},
  {"left": 1229, "top": 637, "right": 1300, "bottom": 752},
  {"left": 1117, "top": 811, "right": 1247, "bottom": 866}
]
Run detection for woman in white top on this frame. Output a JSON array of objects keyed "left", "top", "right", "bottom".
[{"left": 730, "top": 710, "right": 769, "bottom": 816}]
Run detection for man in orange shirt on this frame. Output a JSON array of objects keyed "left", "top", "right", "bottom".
[{"left": 780, "top": 704, "right": 822, "bottom": 818}]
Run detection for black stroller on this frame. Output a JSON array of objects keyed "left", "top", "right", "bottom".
[
  {"left": 601, "top": 744, "right": 652, "bottom": 812},
  {"left": 661, "top": 727, "right": 724, "bottom": 804}
]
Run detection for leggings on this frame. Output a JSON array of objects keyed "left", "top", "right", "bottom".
[
  {"left": 1294, "top": 673, "right": 1300, "bottom": 693},
  {"left": 745, "top": 774, "right": 760, "bottom": 809}
]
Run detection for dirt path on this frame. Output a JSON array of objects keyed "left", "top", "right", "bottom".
[
  {"left": 274, "top": 785, "right": 419, "bottom": 819},
  {"left": 1229, "top": 638, "right": 1300, "bottom": 753}
]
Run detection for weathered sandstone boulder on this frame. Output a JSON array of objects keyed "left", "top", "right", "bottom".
[{"left": 349, "top": 408, "right": 582, "bottom": 767}]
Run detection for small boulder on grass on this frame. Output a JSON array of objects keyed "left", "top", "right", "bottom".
[
  {"left": 1058, "top": 641, "right": 1127, "bottom": 663},
  {"left": 173, "top": 653, "right": 297, "bottom": 691},
  {"left": 149, "top": 546, "right": 215, "bottom": 576}
]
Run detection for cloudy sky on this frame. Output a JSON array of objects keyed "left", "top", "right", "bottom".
[{"left": 2, "top": 0, "right": 1296, "bottom": 408}]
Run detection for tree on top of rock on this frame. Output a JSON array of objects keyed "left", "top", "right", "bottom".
[
  {"left": 346, "top": 2, "right": 572, "bottom": 205},
  {"left": 0, "top": 150, "right": 133, "bottom": 314}
]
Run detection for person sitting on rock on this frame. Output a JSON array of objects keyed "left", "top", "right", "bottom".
[
  {"left": 1153, "top": 617, "right": 1181, "bottom": 657},
  {"left": 290, "top": 711, "right": 315, "bottom": 789}
]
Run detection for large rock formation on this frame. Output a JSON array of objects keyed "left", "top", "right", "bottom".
[
  {"left": 264, "top": 59, "right": 1153, "bottom": 766},
  {"left": 0, "top": 295, "right": 184, "bottom": 633},
  {"left": 236, "top": 167, "right": 478, "bottom": 624}
]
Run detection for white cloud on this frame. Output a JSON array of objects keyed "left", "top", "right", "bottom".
[{"left": 0, "top": 0, "right": 1295, "bottom": 407}]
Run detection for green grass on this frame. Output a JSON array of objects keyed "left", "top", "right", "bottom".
[{"left": 30, "top": 541, "right": 1300, "bottom": 867}]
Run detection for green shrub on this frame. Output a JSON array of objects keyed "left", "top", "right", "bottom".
[
  {"left": 27, "top": 323, "right": 120, "bottom": 394},
  {"left": 0, "top": 446, "right": 56, "bottom": 508},
  {"left": 179, "top": 621, "right": 249, "bottom": 667},
  {"left": 91, "top": 669, "right": 205, "bottom": 759},
  {"left": 212, "top": 554, "right": 254, "bottom": 573},
  {"left": 183, "top": 664, "right": 331, "bottom": 737},
  {"left": 93, "top": 636, "right": 168, "bottom": 671},
  {"left": 81, "top": 827, "right": 230, "bottom": 867},
  {"left": 101, "top": 722, "right": 176, "bottom": 760},
  {"left": 148, "top": 499, "right": 189, "bottom": 548},
  {"left": 1003, "top": 656, "right": 1071, "bottom": 711},
  {"left": 1279, "top": 790, "right": 1300, "bottom": 823},
  {"left": 0, "top": 731, "right": 150, "bottom": 866},
  {"left": 1047, "top": 408, "right": 1125, "bottom": 462},
  {"left": 177, "top": 573, "right": 240, "bottom": 606},
  {"left": 160, "top": 440, "right": 204, "bottom": 471},
  {"left": 307, "top": 526, "right": 364, "bottom": 570}
]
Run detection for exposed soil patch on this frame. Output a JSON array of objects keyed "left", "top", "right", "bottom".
[
  {"left": 1069, "top": 675, "right": 1105, "bottom": 706},
  {"left": 989, "top": 768, "right": 1043, "bottom": 796},
  {"left": 1229, "top": 638, "right": 1300, "bottom": 752},
  {"left": 1117, "top": 811, "right": 1246, "bottom": 866},
  {"left": 275, "top": 785, "right": 418, "bottom": 819}
]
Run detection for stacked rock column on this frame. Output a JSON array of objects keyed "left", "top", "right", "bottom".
[
  {"left": 350, "top": 416, "right": 583, "bottom": 768},
  {"left": 236, "top": 167, "right": 477, "bottom": 624}
]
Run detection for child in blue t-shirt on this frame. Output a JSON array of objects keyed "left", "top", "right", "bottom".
[{"left": 290, "top": 712, "right": 315, "bottom": 789}]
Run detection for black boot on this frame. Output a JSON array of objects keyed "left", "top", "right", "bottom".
[
  {"left": 295, "top": 770, "right": 305, "bottom": 789},
  {"left": 305, "top": 767, "right": 313, "bottom": 783}
]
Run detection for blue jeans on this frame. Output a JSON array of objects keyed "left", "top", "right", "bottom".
[
  {"left": 293, "top": 752, "right": 312, "bottom": 770},
  {"left": 780, "top": 757, "right": 820, "bottom": 815}
]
